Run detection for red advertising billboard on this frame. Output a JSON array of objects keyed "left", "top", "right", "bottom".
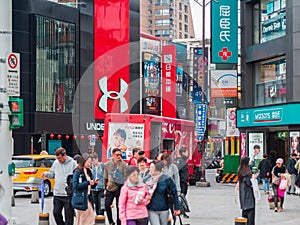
[
  {"left": 162, "top": 45, "right": 176, "bottom": 118},
  {"left": 94, "top": 0, "right": 131, "bottom": 120}
]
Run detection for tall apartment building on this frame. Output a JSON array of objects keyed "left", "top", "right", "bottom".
[{"left": 140, "top": 0, "right": 195, "bottom": 40}]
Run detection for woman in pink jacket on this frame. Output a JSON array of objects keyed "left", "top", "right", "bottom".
[{"left": 119, "top": 166, "right": 151, "bottom": 225}]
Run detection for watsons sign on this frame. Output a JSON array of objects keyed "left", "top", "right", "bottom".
[{"left": 253, "top": 108, "right": 282, "bottom": 123}]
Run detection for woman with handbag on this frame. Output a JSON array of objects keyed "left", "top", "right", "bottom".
[
  {"left": 271, "top": 158, "right": 286, "bottom": 212},
  {"left": 72, "top": 153, "right": 98, "bottom": 225},
  {"left": 237, "top": 156, "right": 257, "bottom": 225},
  {"left": 145, "top": 160, "right": 180, "bottom": 225}
]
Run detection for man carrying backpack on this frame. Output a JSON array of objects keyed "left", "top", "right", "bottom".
[{"left": 104, "top": 148, "right": 127, "bottom": 225}]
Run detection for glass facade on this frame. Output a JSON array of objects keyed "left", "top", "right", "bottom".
[
  {"left": 253, "top": 0, "right": 286, "bottom": 44},
  {"left": 35, "top": 16, "right": 76, "bottom": 113},
  {"left": 255, "top": 56, "right": 286, "bottom": 106}
]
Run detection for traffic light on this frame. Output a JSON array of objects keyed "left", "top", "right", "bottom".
[
  {"left": 8, "top": 162, "right": 15, "bottom": 176},
  {"left": 8, "top": 97, "right": 24, "bottom": 129}
]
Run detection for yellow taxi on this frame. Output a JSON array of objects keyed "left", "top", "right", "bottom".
[{"left": 12, "top": 154, "right": 56, "bottom": 197}]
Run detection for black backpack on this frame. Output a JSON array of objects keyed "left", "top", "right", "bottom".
[{"left": 65, "top": 174, "right": 74, "bottom": 196}]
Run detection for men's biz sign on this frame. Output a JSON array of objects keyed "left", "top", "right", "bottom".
[{"left": 211, "top": 0, "right": 238, "bottom": 64}]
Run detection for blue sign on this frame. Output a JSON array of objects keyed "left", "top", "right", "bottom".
[
  {"left": 211, "top": 0, "right": 238, "bottom": 64},
  {"left": 192, "top": 87, "right": 203, "bottom": 104},
  {"left": 196, "top": 104, "right": 207, "bottom": 140},
  {"left": 237, "top": 103, "right": 300, "bottom": 127}
]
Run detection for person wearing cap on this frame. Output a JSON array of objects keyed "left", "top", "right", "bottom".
[
  {"left": 287, "top": 153, "right": 298, "bottom": 195},
  {"left": 271, "top": 158, "right": 286, "bottom": 212}
]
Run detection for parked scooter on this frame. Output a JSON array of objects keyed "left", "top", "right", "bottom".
[
  {"left": 206, "top": 156, "right": 221, "bottom": 169},
  {"left": 215, "top": 168, "right": 224, "bottom": 183}
]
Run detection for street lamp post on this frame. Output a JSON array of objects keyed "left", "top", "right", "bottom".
[{"left": 193, "top": 0, "right": 218, "bottom": 186}]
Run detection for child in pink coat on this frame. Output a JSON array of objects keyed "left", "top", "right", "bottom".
[{"left": 119, "top": 166, "right": 151, "bottom": 225}]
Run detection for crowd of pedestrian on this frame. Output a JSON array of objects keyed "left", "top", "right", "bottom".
[{"left": 42, "top": 146, "right": 190, "bottom": 225}]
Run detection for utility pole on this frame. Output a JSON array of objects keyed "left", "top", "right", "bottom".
[
  {"left": 193, "top": 0, "right": 218, "bottom": 187},
  {"left": 0, "top": 0, "right": 13, "bottom": 222}
]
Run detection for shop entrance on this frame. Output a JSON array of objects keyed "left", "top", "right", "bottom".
[{"left": 268, "top": 131, "right": 288, "bottom": 166}]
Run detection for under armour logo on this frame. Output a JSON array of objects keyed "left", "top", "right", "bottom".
[{"left": 98, "top": 76, "right": 128, "bottom": 113}]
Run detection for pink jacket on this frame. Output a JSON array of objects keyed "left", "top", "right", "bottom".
[{"left": 118, "top": 181, "right": 150, "bottom": 225}]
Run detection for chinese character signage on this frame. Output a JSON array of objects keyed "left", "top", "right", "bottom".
[
  {"left": 226, "top": 108, "right": 239, "bottom": 137},
  {"left": 162, "top": 45, "right": 177, "bottom": 118},
  {"left": 196, "top": 104, "right": 207, "bottom": 140},
  {"left": 211, "top": 0, "right": 238, "bottom": 64}
]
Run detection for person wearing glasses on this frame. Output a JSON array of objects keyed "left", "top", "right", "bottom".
[{"left": 104, "top": 148, "right": 128, "bottom": 225}]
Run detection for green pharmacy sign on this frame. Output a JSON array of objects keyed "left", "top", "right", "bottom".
[{"left": 211, "top": 0, "right": 238, "bottom": 64}]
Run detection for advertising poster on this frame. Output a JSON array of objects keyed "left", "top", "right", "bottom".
[
  {"left": 290, "top": 131, "right": 300, "bottom": 155},
  {"left": 240, "top": 133, "right": 247, "bottom": 157},
  {"left": 143, "top": 52, "right": 161, "bottom": 115},
  {"left": 107, "top": 122, "right": 144, "bottom": 160},
  {"left": 248, "top": 133, "right": 264, "bottom": 167},
  {"left": 226, "top": 108, "right": 239, "bottom": 137},
  {"left": 211, "top": 70, "right": 238, "bottom": 98}
]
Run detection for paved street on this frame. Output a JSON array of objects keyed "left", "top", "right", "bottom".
[{"left": 12, "top": 169, "right": 300, "bottom": 225}]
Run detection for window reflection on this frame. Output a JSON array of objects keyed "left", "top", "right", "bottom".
[
  {"left": 36, "top": 16, "right": 75, "bottom": 113},
  {"left": 255, "top": 56, "right": 286, "bottom": 106}
]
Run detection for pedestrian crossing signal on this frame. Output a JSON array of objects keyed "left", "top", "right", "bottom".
[{"left": 8, "top": 97, "right": 24, "bottom": 129}]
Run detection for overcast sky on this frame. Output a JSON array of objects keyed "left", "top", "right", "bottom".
[{"left": 190, "top": 0, "right": 212, "bottom": 39}]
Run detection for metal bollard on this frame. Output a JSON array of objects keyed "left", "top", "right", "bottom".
[
  {"left": 235, "top": 217, "right": 247, "bottom": 225},
  {"left": 38, "top": 213, "right": 49, "bottom": 225},
  {"left": 94, "top": 215, "right": 105, "bottom": 224},
  {"left": 31, "top": 187, "right": 39, "bottom": 204},
  {"left": 167, "top": 217, "right": 172, "bottom": 225},
  {"left": 11, "top": 193, "right": 15, "bottom": 206}
]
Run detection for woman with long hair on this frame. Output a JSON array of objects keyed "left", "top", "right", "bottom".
[
  {"left": 72, "top": 153, "right": 98, "bottom": 225},
  {"left": 237, "top": 157, "right": 256, "bottom": 225}
]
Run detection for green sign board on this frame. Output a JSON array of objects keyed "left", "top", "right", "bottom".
[
  {"left": 237, "top": 104, "right": 300, "bottom": 127},
  {"left": 211, "top": 0, "right": 238, "bottom": 64}
]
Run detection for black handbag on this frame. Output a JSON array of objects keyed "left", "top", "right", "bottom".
[{"left": 166, "top": 187, "right": 174, "bottom": 204}]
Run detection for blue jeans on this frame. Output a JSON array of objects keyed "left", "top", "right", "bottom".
[{"left": 262, "top": 178, "right": 270, "bottom": 192}]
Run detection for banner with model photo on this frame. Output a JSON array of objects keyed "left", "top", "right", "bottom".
[
  {"left": 107, "top": 122, "right": 144, "bottom": 160},
  {"left": 143, "top": 52, "right": 161, "bottom": 115},
  {"left": 290, "top": 131, "right": 300, "bottom": 155},
  {"left": 248, "top": 133, "right": 264, "bottom": 168}
]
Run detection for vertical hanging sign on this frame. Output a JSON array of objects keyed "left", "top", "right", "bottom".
[{"left": 211, "top": 0, "right": 238, "bottom": 64}]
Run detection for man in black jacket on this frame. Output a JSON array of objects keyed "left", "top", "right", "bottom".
[
  {"left": 287, "top": 153, "right": 298, "bottom": 195},
  {"left": 176, "top": 147, "right": 190, "bottom": 218},
  {"left": 258, "top": 154, "right": 272, "bottom": 194}
]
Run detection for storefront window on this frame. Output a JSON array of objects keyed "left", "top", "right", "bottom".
[
  {"left": 255, "top": 56, "right": 286, "bottom": 106},
  {"left": 35, "top": 16, "right": 76, "bottom": 112},
  {"left": 253, "top": 0, "right": 286, "bottom": 44}
]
